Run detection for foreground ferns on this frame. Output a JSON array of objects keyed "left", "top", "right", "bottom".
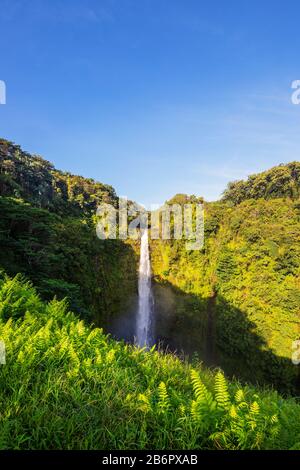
[
  {"left": 0, "top": 274, "right": 299, "bottom": 450},
  {"left": 157, "top": 382, "right": 170, "bottom": 414},
  {"left": 190, "top": 369, "right": 211, "bottom": 403},
  {"left": 188, "top": 370, "right": 281, "bottom": 449},
  {"left": 215, "top": 371, "right": 230, "bottom": 409}
]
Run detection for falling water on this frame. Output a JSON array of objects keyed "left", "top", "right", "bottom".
[{"left": 136, "top": 228, "right": 153, "bottom": 347}]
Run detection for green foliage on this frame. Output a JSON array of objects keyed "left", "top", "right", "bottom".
[
  {"left": 0, "top": 139, "right": 117, "bottom": 216},
  {"left": 0, "top": 274, "right": 42, "bottom": 321},
  {"left": 0, "top": 138, "right": 299, "bottom": 448},
  {"left": 0, "top": 275, "right": 299, "bottom": 450},
  {"left": 214, "top": 371, "right": 230, "bottom": 409},
  {"left": 222, "top": 162, "right": 300, "bottom": 204},
  {"left": 166, "top": 194, "right": 202, "bottom": 205},
  {"left": 157, "top": 382, "right": 170, "bottom": 413},
  {"left": 150, "top": 195, "right": 300, "bottom": 393},
  {"left": 188, "top": 369, "right": 281, "bottom": 449},
  {"left": 0, "top": 140, "right": 138, "bottom": 322},
  {"left": 190, "top": 369, "right": 213, "bottom": 405}
]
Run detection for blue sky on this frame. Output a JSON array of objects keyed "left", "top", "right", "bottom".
[{"left": 0, "top": 0, "right": 300, "bottom": 206}]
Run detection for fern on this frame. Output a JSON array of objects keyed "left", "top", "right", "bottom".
[
  {"left": 190, "top": 369, "right": 212, "bottom": 404},
  {"left": 190, "top": 400, "right": 200, "bottom": 423},
  {"left": 157, "top": 382, "right": 170, "bottom": 413},
  {"left": 271, "top": 414, "right": 278, "bottom": 424},
  {"left": 178, "top": 404, "right": 186, "bottom": 416},
  {"left": 137, "top": 393, "right": 151, "bottom": 413},
  {"left": 250, "top": 401, "right": 260, "bottom": 415},
  {"left": 235, "top": 389, "right": 244, "bottom": 403},
  {"left": 229, "top": 405, "right": 238, "bottom": 419},
  {"left": 214, "top": 371, "right": 230, "bottom": 409},
  {"left": 0, "top": 274, "right": 297, "bottom": 450}
]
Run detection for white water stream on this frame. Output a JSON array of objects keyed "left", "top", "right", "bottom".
[{"left": 136, "top": 228, "right": 152, "bottom": 347}]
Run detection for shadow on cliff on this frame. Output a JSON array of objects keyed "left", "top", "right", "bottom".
[
  {"left": 97, "top": 239, "right": 299, "bottom": 397},
  {"left": 152, "top": 279, "right": 299, "bottom": 397}
]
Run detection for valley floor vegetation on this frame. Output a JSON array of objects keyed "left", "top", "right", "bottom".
[{"left": 0, "top": 274, "right": 300, "bottom": 450}]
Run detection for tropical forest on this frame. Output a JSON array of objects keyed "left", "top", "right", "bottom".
[{"left": 0, "top": 138, "right": 299, "bottom": 451}]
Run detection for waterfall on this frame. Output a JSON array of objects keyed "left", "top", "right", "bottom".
[{"left": 136, "top": 228, "right": 153, "bottom": 347}]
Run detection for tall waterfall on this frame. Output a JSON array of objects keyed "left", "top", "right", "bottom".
[{"left": 136, "top": 228, "right": 152, "bottom": 347}]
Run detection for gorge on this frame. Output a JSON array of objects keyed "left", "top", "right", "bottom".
[
  {"left": 0, "top": 138, "right": 300, "bottom": 449},
  {"left": 0, "top": 138, "right": 299, "bottom": 396}
]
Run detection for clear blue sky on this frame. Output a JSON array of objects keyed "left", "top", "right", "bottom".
[{"left": 1, "top": 0, "right": 300, "bottom": 206}]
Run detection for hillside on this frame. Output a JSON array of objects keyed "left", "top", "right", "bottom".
[
  {"left": 150, "top": 165, "right": 300, "bottom": 394},
  {"left": 222, "top": 162, "right": 300, "bottom": 205},
  {"left": 0, "top": 139, "right": 138, "bottom": 322},
  {"left": 0, "top": 274, "right": 300, "bottom": 450},
  {"left": 0, "top": 138, "right": 117, "bottom": 214}
]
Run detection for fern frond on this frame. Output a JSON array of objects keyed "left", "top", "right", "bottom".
[
  {"left": 250, "top": 401, "right": 260, "bottom": 415},
  {"left": 229, "top": 404, "right": 238, "bottom": 419},
  {"left": 157, "top": 382, "right": 170, "bottom": 413},
  {"left": 271, "top": 414, "right": 278, "bottom": 424},
  {"left": 138, "top": 393, "right": 151, "bottom": 413},
  {"left": 255, "top": 431, "right": 263, "bottom": 447},
  {"left": 235, "top": 389, "right": 244, "bottom": 403},
  {"left": 190, "top": 369, "right": 210, "bottom": 403},
  {"left": 215, "top": 371, "right": 230, "bottom": 409},
  {"left": 190, "top": 400, "right": 201, "bottom": 423}
]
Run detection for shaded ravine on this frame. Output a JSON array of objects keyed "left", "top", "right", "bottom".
[{"left": 205, "top": 292, "right": 217, "bottom": 366}]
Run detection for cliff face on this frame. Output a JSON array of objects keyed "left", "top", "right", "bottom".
[{"left": 150, "top": 167, "right": 300, "bottom": 393}]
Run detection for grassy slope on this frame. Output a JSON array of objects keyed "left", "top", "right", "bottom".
[{"left": 0, "top": 274, "right": 300, "bottom": 450}]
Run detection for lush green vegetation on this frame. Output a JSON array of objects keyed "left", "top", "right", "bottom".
[
  {"left": 0, "top": 274, "right": 300, "bottom": 450},
  {"left": 0, "top": 138, "right": 299, "bottom": 449},
  {"left": 0, "top": 139, "right": 138, "bottom": 321},
  {"left": 151, "top": 174, "right": 300, "bottom": 394},
  {"left": 0, "top": 138, "right": 117, "bottom": 215},
  {"left": 222, "top": 162, "right": 300, "bottom": 204}
]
